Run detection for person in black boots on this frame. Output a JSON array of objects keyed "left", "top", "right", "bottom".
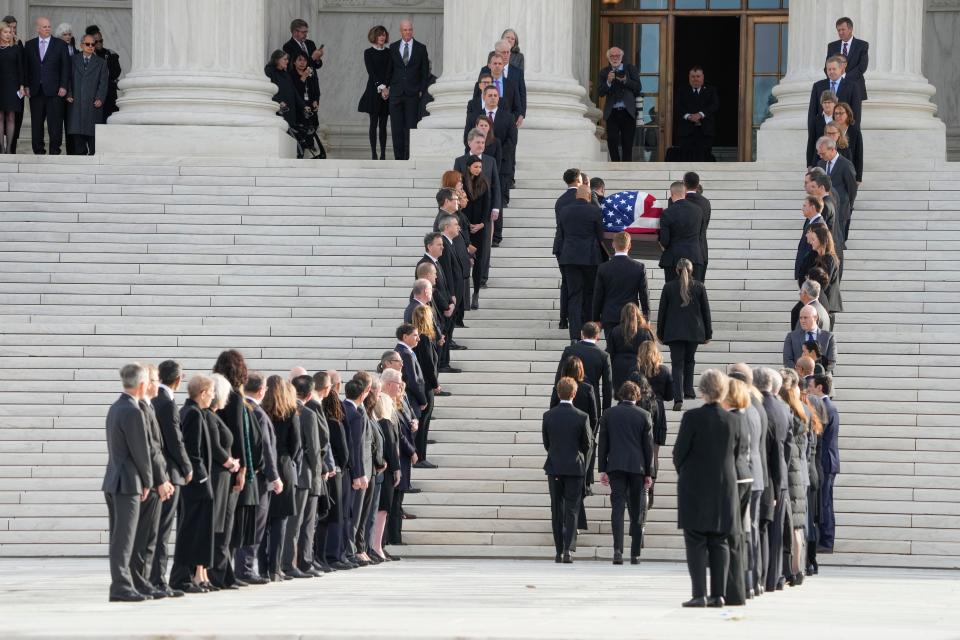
[{"left": 358, "top": 25, "right": 391, "bottom": 159}]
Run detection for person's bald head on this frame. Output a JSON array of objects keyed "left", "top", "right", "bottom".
[
  {"left": 36, "top": 16, "right": 51, "bottom": 37},
  {"left": 399, "top": 19, "right": 413, "bottom": 41},
  {"left": 670, "top": 181, "right": 686, "bottom": 200},
  {"left": 796, "top": 356, "right": 815, "bottom": 378},
  {"left": 289, "top": 366, "right": 308, "bottom": 381}
]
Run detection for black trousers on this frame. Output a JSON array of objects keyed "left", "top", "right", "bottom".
[
  {"left": 297, "top": 494, "right": 319, "bottom": 569},
  {"left": 105, "top": 491, "right": 142, "bottom": 597},
  {"left": 345, "top": 484, "right": 367, "bottom": 558},
  {"left": 29, "top": 93, "right": 65, "bottom": 154},
  {"left": 493, "top": 199, "right": 506, "bottom": 244},
  {"left": 10, "top": 108, "right": 23, "bottom": 153},
  {"left": 258, "top": 516, "right": 285, "bottom": 576},
  {"left": 683, "top": 529, "right": 729, "bottom": 599},
  {"left": 608, "top": 471, "right": 645, "bottom": 557},
  {"left": 355, "top": 477, "right": 375, "bottom": 554},
  {"left": 561, "top": 264, "right": 597, "bottom": 342},
  {"left": 415, "top": 389, "right": 435, "bottom": 460},
  {"left": 326, "top": 472, "right": 353, "bottom": 563},
  {"left": 368, "top": 110, "right": 388, "bottom": 159},
  {"left": 668, "top": 341, "right": 699, "bottom": 402},
  {"left": 389, "top": 95, "right": 419, "bottom": 160},
  {"left": 130, "top": 490, "right": 161, "bottom": 593},
  {"left": 557, "top": 258, "right": 569, "bottom": 323},
  {"left": 819, "top": 473, "right": 836, "bottom": 549},
  {"left": 748, "top": 489, "right": 762, "bottom": 593},
  {"left": 208, "top": 491, "right": 238, "bottom": 586},
  {"left": 724, "top": 484, "right": 751, "bottom": 605},
  {"left": 680, "top": 131, "right": 713, "bottom": 162},
  {"left": 71, "top": 134, "right": 95, "bottom": 155},
  {"left": 606, "top": 108, "right": 635, "bottom": 162},
  {"left": 766, "top": 488, "right": 789, "bottom": 590},
  {"left": 387, "top": 489, "right": 405, "bottom": 545},
  {"left": 547, "top": 474, "right": 583, "bottom": 555},
  {"left": 282, "top": 487, "right": 308, "bottom": 571},
  {"left": 150, "top": 484, "right": 180, "bottom": 587},
  {"left": 236, "top": 480, "right": 270, "bottom": 577}
]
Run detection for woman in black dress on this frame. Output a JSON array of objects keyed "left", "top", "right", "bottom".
[
  {"left": 203, "top": 373, "right": 240, "bottom": 590},
  {"left": 657, "top": 258, "right": 712, "bottom": 411},
  {"left": 803, "top": 223, "right": 842, "bottom": 327},
  {"left": 607, "top": 302, "right": 654, "bottom": 391},
  {"left": 0, "top": 23, "right": 24, "bottom": 153},
  {"left": 833, "top": 102, "right": 863, "bottom": 183},
  {"left": 358, "top": 25, "right": 391, "bottom": 159},
  {"left": 462, "top": 154, "right": 491, "bottom": 305},
  {"left": 261, "top": 375, "right": 301, "bottom": 581}
]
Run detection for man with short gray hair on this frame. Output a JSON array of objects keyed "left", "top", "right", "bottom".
[
  {"left": 816, "top": 134, "right": 857, "bottom": 242},
  {"left": 598, "top": 46, "right": 640, "bottom": 162},
  {"left": 790, "top": 279, "right": 829, "bottom": 331},
  {"left": 102, "top": 363, "right": 155, "bottom": 602},
  {"left": 755, "top": 366, "right": 792, "bottom": 592},
  {"left": 454, "top": 129, "right": 502, "bottom": 231}
]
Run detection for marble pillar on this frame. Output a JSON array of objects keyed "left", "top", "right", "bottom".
[
  {"left": 757, "top": 0, "right": 945, "bottom": 162},
  {"left": 410, "top": 0, "right": 601, "bottom": 161},
  {"left": 97, "top": 0, "right": 294, "bottom": 157}
]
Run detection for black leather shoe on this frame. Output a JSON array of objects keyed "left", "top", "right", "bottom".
[
  {"left": 631, "top": 556, "right": 640, "bottom": 565},
  {"left": 450, "top": 343, "right": 467, "bottom": 350},
  {"left": 558, "top": 319, "right": 568, "bottom": 330},
  {"left": 471, "top": 293, "right": 479, "bottom": 310},
  {"left": 200, "top": 581, "right": 219, "bottom": 591},
  {"left": 775, "top": 578, "right": 785, "bottom": 590},
  {"left": 406, "top": 487, "right": 422, "bottom": 494},
  {"left": 555, "top": 554, "right": 562, "bottom": 563},
  {"left": 684, "top": 392, "right": 696, "bottom": 399},
  {"left": 233, "top": 578, "right": 249, "bottom": 587},
  {"left": 354, "top": 557, "right": 370, "bottom": 567},
  {"left": 435, "top": 390, "right": 451, "bottom": 397},
  {"left": 109, "top": 592, "right": 147, "bottom": 603},
  {"left": 682, "top": 597, "right": 708, "bottom": 608},
  {"left": 426, "top": 439, "right": 437, "bottom": 445},
  {"left": 562, "top": 554, "right": 573, "bottom": 564},
  {"left": 439, "top": 366, "right": 461, "bottom": 374},
  {"left": 384, "top": 551, "right": 401, "bottom": 561},
  {"left": 454, "top": 322, "right": 467, "bottom": 329},
  {"left": 242, "top": 574, "right": 269, "bottom": 585},
  {"left": 270, "top": 573, "right": 284, "bottom": 583},
  {"left": 414, "top": 460, "right": 438, "bottom": 469},
  {"left": 146, "top": 587, "right": 167, "bottom": 599},
  {"left": 707, "top": 596, "right": 725, "bottom": 608},
  {"left": 331, "top": 561, "right": 356, "bottom": 570},
  {"left": 179, "top": 583, "right": 206, "bottom": 594},
  {"left": 367, "top": 554, "right": 383, "bottom": 565},
  {"left": 480, "top": 282, "right": 488, "bottom": 289},
  {"left": 673, "top": 401, "right": 683, "bottom": 411},
  {"left": 163, "top": 586, "right": 185, "bottom": 598},
  {"left": 612, "top": 553, "right": 623, "bottom": 565}
]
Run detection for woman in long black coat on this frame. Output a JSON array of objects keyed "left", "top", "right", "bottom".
[
  {"left": 803, "top": 223, "right": 842, "bottom": 327},
  {"left": 0, "top": 24, "right": 25, "bottom": 154},
  {"left": 265, "top": 50, "right": 303, "bottom": 130},
  {"left": 357, "top": 25, "right": 391, "bottom": 159},
  {"left": 833, "top": 102, "right": 863, "bottom": 183},
  {"left": 673, "top": 369, "right": 741, "bottom": 608},
  {"left": 607, "top": 302, "right": 654, "bottom": 391},
  {"left": 462, "top": 153, "right": 492, "bottom": 301},
  {"left": 657, "top": 258, "right": 712, "bottom": 411},
  {"left": 261, "top": 375, "right": 301, "bottom": 581}
]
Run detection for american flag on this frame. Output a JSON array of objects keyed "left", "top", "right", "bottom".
[{"left": 601, "top": 191, "right": 664, "bottom": 235}]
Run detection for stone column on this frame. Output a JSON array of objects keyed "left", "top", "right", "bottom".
[
  {"left": 757, "top": 0, "right": 945, "bottom": 162},
  {"left": 97, "top": 0, "right": 294, "bottom": 157},
  {"left": 411, "top": 0, "right": 601, "bottom": 161}
]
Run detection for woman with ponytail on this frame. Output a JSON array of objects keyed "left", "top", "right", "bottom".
[{"left": 656, "top": 258, "right": 712, "bottom": 411}]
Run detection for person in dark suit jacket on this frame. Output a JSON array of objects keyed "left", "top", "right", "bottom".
[
  {"left": 150, "top": 361, "right": 192, "bottom": 592},
  {"left": 827, "top": 17, "right": 868, "bottom": 101},
  {"left": 554, "top": 322, "right": 613, "bottom": 413},
  {"left": 455, "top": 131, "right": 502, "bottom": 242},
  {"left": 658, "top": 182, "right": 704, "bottom": 283},
  {"left": 542, "top": 377, "right": 593, "bottom": 563},
  {"left": 549, "top": 356, "right": 600, "bottom": 490},
  {"left": 342, "top": 379, "right": 370, "bottom": 563},
  {"left": 804, "top": 169, "right": 845, "bottom": 262},
  {"left": 598, "top": 383, "right": 654, "bottom": 563},
  {"left": 783, "top": 308, "right": 837, "bottom": 372},
  {"left": 476, "top": 52, "right": 522, "bottom": 125},
  {"left": 557, "top": 186, "right": 607, "bottom": 341},
  {"left": 675, "top": 66, "right": 719, "bottom": 162},
  {"left": 593, "top": 231, "right": 649, "bottom": 334},
  {"left": 465, "top": 86, "right": 518, "bottom": 179},
  {"left": 657, "top": 259, "right": 712, "bottom": 408},
  {"left": 396, "top": 325, "right": 428, "bottom": 420},
  {"left": 808, "top": 374, "right": 839, "bottom": 551},
  {"left": 554, "top": 170, "right": 582, "bottom": 328},
  {"left": 683, "top": 173, "right": 711, "bottom": 281},
  {"left": 598, "top": 47, "right": 641, "bottom": 162},
  {"left": 291, "top": 377, "right": 324, "bottom": 577},
  {"left": 283, "top": 19, "right": 323, "bottom": 71},
  {"left": 806, "top": 90, "right": 837, "bottom": 168},
  {"left": 102, "top": 364, "right": 155, "bottom": 602},
  {"left": 438, "top": 207, "right": 471, "bottom": 328},
  {"left": 809, "top": 55, "right": 862, "bottom": 132},
  {"left": 673, "top": 369, "right": 742, "bottom": 607},
  {"left": 23, "top": 17, "right": 71, "bottom": 155},
  {"left": 815, "top": 137, "right": 858, "bottom": 242},
  {"left": 478, "top": 40, "right": 526, "bottom": 125},
  {"left": 388, "top": 20, "right": 429, "bottom": 160},
  {"left": 795, "top": 196, "right": 827, "bottom": 285},
  {"left": 755, "top": 367, "right": 792, "bottom": 592}
]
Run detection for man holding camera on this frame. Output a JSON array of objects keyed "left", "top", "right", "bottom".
[{"left": 598, "top": 47, "right": 641, "bottom": 162}]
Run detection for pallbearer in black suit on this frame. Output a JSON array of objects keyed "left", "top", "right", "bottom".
[
  {"left": 23, "top": 16, "right": 71, "bottom": 155},
  {"left": 827, "top": 17, "right": 869, "bottom": 102},
  {"left": 675, "top": 66, "right": 719, "bottom": 162},
  {"left": 102, "top": 363, "right": 155, "bottom": 602},
  {"left": 388, "top": 19, "right": 429, "bottom": 160},
  {"left": 555, "top": 322, "right": 613, "bottom": 414},
  {"left": 658, "top": 182, "right": 704, "bottom": 283},
  {"left": 557, "top": 185, "right": 607, "bottom": 342},
  {"left": 593, "top": 231, "right": 649, "bottom": 336},
  {"left": 554, "top": 169, "right": 583, "bottom": 330},
  {"left": 674, "top": 370, "right": 742, "bottom": 608},
  {"left": 598, "top": 47, "right": 641, "bottom": 162},
  {"left": 542, "top": 377, "right": 593, "bottom": 563},
  {"left": 598, "top": 382, "right": 654, "bottom": 564},
  {"left": 683, "top": 172, "right": 711, "bottom": 282},
  {"left": 150, "top": 360, "right": 193, "bottom": 593},
  {"left": 809, "top": 56, "right": 862, "bottom": 131}
]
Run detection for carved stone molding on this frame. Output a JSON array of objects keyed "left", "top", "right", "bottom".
[
  {"left": 927, "top": 0, "right": 960, "bottom": 11},
  {"left": 318, "top": 0, "right": 442, "bottom": 13}
]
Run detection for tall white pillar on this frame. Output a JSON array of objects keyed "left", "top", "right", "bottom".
[
  {"left": 757, "top": 0, "right": 945, "bottom": 162},
  {"left": 411, "top": 0, "right": 601, "bottom": 161},
  {"left": 97, "top": 0, "right": 294, "bottom": 157}
]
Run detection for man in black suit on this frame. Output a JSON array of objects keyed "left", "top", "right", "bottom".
[
  {"left": 756, "top": 367, "right": 792, "bottom": 592},
  {"left": 479, "top": 52, "right": 522, "bottom": 126},
  {"left": 417, "top": 232, "right": 458, "bottom": 373},
  {"left": 490, "top": 39, "right": 526, "bottom": 124},
  {"left": 827, "top": 17, "right": 868, "bottom": 102},
  {"left": 593, "top": 231, "right": 649, "bottom": 337},
  {"left": 557, "top": 186, "right": 607, "bottom": 342},
  {"left": 102, "top": 363, "right": 155, "bottom": 602},
  {"left": 598, "top": 47, "right": 641, "bottom": 162},
  {"left": 675, "top": 66, "right": 719, "bottom": 162},
  {"left": 807, "top": 374, "right": 839, "bottom": 553},
  {"left": 541, "top": 377, "right": 592, "bottom": 563},
  {"left": 291, "top": 375, "right": 325, "bottom": 578},
  {"left": 455, "top": 130, "right": 503, "bottom": 250},
  {"left": 23, "top": 17, "right": 71, "bottom": 155},
  {"left": 683, "top": 172, "right": 711, "bottom": 282},
  {"left": 795, "top": 196, "right": 826, "bottom": 285},
  {"left": 816, "top": 136, "right": 858, "bottom": 242},
  {"left": 283, "top": 19, "right": 324, "bottom": 70},
  {"left": 554, "top": 169, "right": 582, "bottom": 331},
  {"left": 658, "top": 182, "right": 704, "bottom": 283},
  {"left": 598, "top": 382, "right": 654, "bottom": 564},
  {"left": 388, "top": 19, "right": 430, "bottom": 160},
  {"left": 467, "top": 84, "right": 518, "bottom": 196},
  {"left": 465, "top": 72, "right": 493, "bottom": 129},
  {"left": 438, "top": 208, "right": 471, "bottom": 331},
  {"left": 149, "top": 360, "right": 192, "bottom": 593},
  {"left": 809, "top": 55, "right": 862, "bottom": 131},
  {"left": 342, "top": 378, "right": 370, "bottom": 564},
  {"left": 803, "top": 169, "right": 844, "bottom": 258},
  {"left": 406, "top": 273, "right": 444, "bottom": 343},
  {"left": 555, "top": 322, "right": 613, "bottom": 413}
]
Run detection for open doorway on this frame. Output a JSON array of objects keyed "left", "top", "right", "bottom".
[{"left": 672, "top": 16, "right": 741, "bottom": 161}]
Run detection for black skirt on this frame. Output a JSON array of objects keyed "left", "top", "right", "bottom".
[
  {"left": 210, "top": 467, "right": 232, "bottom": 534},
  {"left": 378, "top": 472, "right": 395, "bottom": 511},
  {"left": 174, "top": 481, "right": 214, "bottom": 567}
]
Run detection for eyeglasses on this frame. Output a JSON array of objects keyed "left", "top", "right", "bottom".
[{"left": 82, "top": 42, "right": 95, "bottom": 47}]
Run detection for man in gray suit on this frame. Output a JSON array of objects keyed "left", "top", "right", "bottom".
[
  {"left": 783, "top": 306, "right": 837, "bottom": 372},
  {"left": 102, "top": 363, "right": 156, "bottom": 602},
  {"left": 598, "top": 47, "right": 640, "bottom": 162}
]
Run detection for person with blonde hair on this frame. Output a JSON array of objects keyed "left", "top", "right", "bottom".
[
  {"left": 0, "top": 21, "right": 25, "bottom": 154},
  {"left": 657, "top": 257, "right": 712, "bottom": 411},
  {"left": 261, "top": 375, "right": 301, "bottom": 581},
  {"left": 779, "top": 369, "right": 811, "bottom": 587},
  {"left": 721, "top": 377, "right": 754, "bottom": 605},
  {"left": 370, "top": 374, "right": 402, "bottom": 562}
]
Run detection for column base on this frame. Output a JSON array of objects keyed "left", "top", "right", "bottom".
[{"left": 96, "top": 124, "right": 296, "bottom": 158}]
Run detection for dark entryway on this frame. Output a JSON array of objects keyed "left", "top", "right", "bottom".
[{"left": 672, "top": 16, "right": 740, "bottom": 160}]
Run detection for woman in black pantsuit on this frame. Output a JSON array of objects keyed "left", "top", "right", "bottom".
[
  {"left": 0, "top": 24, "right": 25, "bottom": 153},
  {"left": 260, "top": 375, "right": 301, "bottom": 581},
  {"left": 657, "top": 258, "right": 712, "bottom": 411},
  {"left": 170, "top": 376, "right": 216, "bottom": 593},
  {"left": 673, "top": 369, "right": 742, "bottom": 608},
  {"left": 803, "top": 223, "right": 842, "bottom": 328},
  {"left": 607, "top": 302, "right": 654, "bottom": 391},
  {"left": 358, "top": 25, "right": 391, "bottom": 159},
  {"left": 463, "top": 154, "right": 492, "bottom": 302}
]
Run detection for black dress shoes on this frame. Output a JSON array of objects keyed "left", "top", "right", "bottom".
[
  {"left": 471, "top": 293, "right": 479, "bottom": 310},
  {"left": 491, "top": 241, "right": 501, "bottom": 248},
  {"left": 109, "top": 591, "right": 148, "bottom": 603},
  {"left": 164, "top": 586, "right": 186, "bottom": 598},
  {"left": 682, "top": 597, "right": 708, "bottom": 607},
  {"left": 630, "top": 556, "right": 640, "bottom": 565},
  {"left": 243, "top": 574, "right": 270, "bottom": 585},
  {"left": 146, "top": 587, "right": 167, "bottom": 599},
  {"left": 200, "top": 581, "right": 219, "bottom": 591},
  {"left": 331, "top": 561, "right": 356, "bottom": 570},
  {"left": 554, "top": 553, "right": 562, "bottom": 563},
  {"left": 558, "top": 319, "right": 568, "bottom": 330},
  {"left": 179, "top": 582, "right": 206, "bottom": 594},
  {"left": 775, "top": 577, "right": 785, "bottom": 590},
  {"left": 684, "top": 392, "right": 697, "bottom": 400},
  {"left": 426, "top": 439, "right": 437, "bottom": 445},
  {"left": 270, "top": 573, "right": 284, "bottom": 583},
  {"left": 612, "top": 552, "right": 623, "bottom": 565},
  {"left": 707, "top": 596, "right": 725, "bottom": 608},
  {"left": 285, "top": 567, "right": 311, "bottom": 578},
  {"left": 562, "top": 554, "right": 573, "bottom": 564},
  {"left": 414, "top": 460, "right": 438, "bottom": 469},
  {"left": 449, "top": 342, "right": 467, "bottom": 350},
  {"left": 439, "top": 366, "right": 461, "bottom": 374},
  {"left": 673, "top": 401, "right": 683, "bottom": 411},
  {"left": 233, "top": 578, "right": 249, "bottom": 587},
  {"left": 435, "top": 390, "right": 451, "bottom": 397},
  {"left": 406, "top": 487, "right": 422, "bottom": 494}
]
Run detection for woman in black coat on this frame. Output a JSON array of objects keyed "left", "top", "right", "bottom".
[
  {"left": 607, "top": 302, "right": 654, "bottom": 391},
  {"left": 673, "top": 369, "right": 742, "bottom": 608},
  {"left": 657, "top": 258, "right": 712, "bottom": 411},
  {"left": 261, "top": 375, "right": 301, "bottom": 581},
  {"left": 265, "top": 49, "right": 303, "bottom": 130},
  {"left": 833, "top": 102, "right": 863, "bottom": 183},
  {"left": 463, "top": 153, "right": 492, "bottom": 302},
  {"left": 803, "top": 223, "right": 843, "bottom": 325},
  {"left": 0, "top": 23, "right": 25, "bottom": 154},
  {"left": 357, "top": 25, "right": 391, "bottom": 159},
  {"left": 204, "top": 387, "right": 236, "bottom": 538},
  {"left": 629, "top": 340, "right": 673, "bottom": 449}
]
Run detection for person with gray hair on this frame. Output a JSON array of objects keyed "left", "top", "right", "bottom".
[
  {"left": 816, "top": 133, "right": 857, "bottom": 242},
  {"left": 755, "top": 366, "right": 792, "bottom": 592},
  {"left": 598, "top": 45, "right": 641, "bottom": 162},
  {"left": 790, "top": 279, "right": 829, "bottom": 331},
  {"left": 102, "top": 363, "right": 155, "bottom": 601},
  {"left": 673, "top": 369, "right": 742, "bottom": 607},
  {"left": 454, "top": 127, "right": 502, "bottom": 234}
]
